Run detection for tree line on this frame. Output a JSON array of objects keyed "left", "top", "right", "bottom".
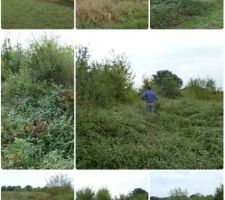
[
  {"left": 76, "top": 187, "right": 148, "bottom": 200},
  {"left": 151, "top": 186, "right": 223, "bottom": 200},
  {"left": 76, "top": 46, "right": 222, "bottom": 109},
  {"left": 1, "top": 174, "right": 73, "bottom": 194}
]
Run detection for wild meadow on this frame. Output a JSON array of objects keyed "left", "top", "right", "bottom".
[
  {"left": 150, "top": 0, "right": 223, "bottom": 29},
  {"left": 1, "top": 0, "right": 74, "bottom": 29},
  {"left": 1, "top": 174, "right": 74, "bottom": 200},
  {"left": 76, "top": 0, "right": 148, "bottom": 29},
  {"left": 1, "top": 37, "right": 74, "bottom": 169},
  {"left": 76, "top": 46, "right": 223, "bottom": 169}
]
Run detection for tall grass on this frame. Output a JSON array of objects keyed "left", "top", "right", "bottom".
[{"left": 76, "top": 0, "right": 148, "bottom": 29}]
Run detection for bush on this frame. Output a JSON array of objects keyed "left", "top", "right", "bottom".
[
  {"left": 76, "top": 47, "right": 136, "bottom": 107},
  {"left": 28, "top": 37, "right": 74, "bottom": 87}
]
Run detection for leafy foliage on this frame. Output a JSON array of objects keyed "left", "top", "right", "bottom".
[
  {"left": 76, "top": 47, "right": 223, "bottom": 169},
  {"left": 214, "top": 185, "right": 223, "bottom": 200},
  {"left": 76, "top": 187, "right": 148, "bottom": 200},
  {"left": 1, "top": 37, "right": 74, "bottom": 169}
]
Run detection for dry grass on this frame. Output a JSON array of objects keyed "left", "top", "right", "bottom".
[{"left": 76, "top": 0, "right": 148, "bottom": 28}]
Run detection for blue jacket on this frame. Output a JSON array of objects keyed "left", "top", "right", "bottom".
[{"left": 143, "top": 90, "right": 158, "bottom": 103}]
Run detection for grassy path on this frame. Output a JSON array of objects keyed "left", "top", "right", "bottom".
[{"left": 1, "top": 0, "right": 74, "bottom": 29}]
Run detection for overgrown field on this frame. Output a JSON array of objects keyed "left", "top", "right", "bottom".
[
  {"left": 1, "top": 174, "right": 74, "bottom": 200},
  {"left": 76, "top": 47, "right": 223, "bottom": 169},
  {"left": 76, "top": 0, "right": 148, "bottom": 29},
  {"left": 77, "top": 97, "right": 223, "bottom": 169},
  {"left": 1, "top": 37, "right": 74, "bottom": 169},
  {"left": 1, "top": 0, "right": 74, "bottom": 29},
  {"left": 150, "top": 0, "right": 223, "bottom": 29},
  {"left": 2, "top": 191, "right": 50, "bottom": 200},
  {"left": 2, "top": 190, "right": 73, "bottom": 200}
]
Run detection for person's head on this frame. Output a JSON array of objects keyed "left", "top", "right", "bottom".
[{"left": 148, "top": 86, "right": 152, "bottom": 90}]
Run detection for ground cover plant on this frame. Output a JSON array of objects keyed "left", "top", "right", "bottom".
[
  {"left": 151, "top": 185, "right": 223, "bottom": 200},
  {"left": 77, "top": 187, "right": 148, "bottom": 200},
  {"left": 1, "top": 37, "right": 74, "bottom": 169},
  {"left": 1, "top": 174, "right": 74, "bottom": 200},
  {"left": 76, "top": 0, "right": 148, "bottom": 29},
  {"left": 1, "top": 0, "right": 74, "bottom": 29},
  {"left": 76, "top": 46, "right": 223, "bottom": 169},
  {"left": 150, "top": 0, "right": 223, "bottom": 29}
]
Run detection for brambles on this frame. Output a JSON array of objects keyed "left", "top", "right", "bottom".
[
  {"left": 76, "top": 47, "right": 223, "bottom": 169},
  {"left": 1, "top": 37, "right": 74, "bottom": 169}
]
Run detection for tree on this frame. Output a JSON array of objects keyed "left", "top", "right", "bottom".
[
  {"left": 76, "top": 187, "right": 95, "bottom": 200},
  {"left": 46, "top": 174, "right": 72, "bottom": 189},
  {"left": 128, "top": 188, "right": 148, "bottom": 200},
  {"left": 25, "top": 185, "right": 33, "bottom": 191},
  {"left": 1, "top": 186, "right": 7, "bottom": 191},
  {"left": 186, "top": 78, "right": 216, "bottom": 91},
  {"left": 153, "top": 70, "right": 183, "bottom": 98},
  {"left": 95, "top": 187, "right": 112, "bottom": 200},
  {"left": 76, "top": 46, "right": 136, "bottom": 107},
  {"left": 214, "top": 185, "right": 223, "bottom": 200},
  {"left": 169, "top": 188, "right": 188, "bottom": 200}
]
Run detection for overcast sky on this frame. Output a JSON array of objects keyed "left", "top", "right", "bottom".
[
  {"left": 0, "top": 170, "right": 74, "bottom": 188},
  {"left": 1, "top": 30, "right": 224, "bottom": 89},
  {"left": 75, "top": 170, "right": 149, "bottom": 198},
  {"left": 150, "top": 170, "right": 223, "bottom": 197}
]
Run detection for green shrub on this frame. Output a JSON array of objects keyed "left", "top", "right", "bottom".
[{"left": 28, "top": 38, "right": 74, "bottom": 87}]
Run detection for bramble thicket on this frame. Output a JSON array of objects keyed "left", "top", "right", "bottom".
[
  {"left": 76, "top": 46, "right": 223, "bottom": 169},
  {"left": 1, "top": 37, "right": 74, "bottom": 169}
]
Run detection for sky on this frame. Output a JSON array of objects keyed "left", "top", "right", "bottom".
[
  {"left": 74, "top": 170, "right": 149, "bottom": 198},
  {"left": 1, "top": 30, "right": 224, "bottom": 89},
  {"left": 150, "top": 170, "right": 223, "bottom": 197},
  {"left": 0, "top": 170, "right": 74, "bottom": 188}
]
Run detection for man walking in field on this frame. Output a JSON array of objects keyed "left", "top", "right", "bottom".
[{"left": 142, "top": 87, "right": 158, "bottom": 112}]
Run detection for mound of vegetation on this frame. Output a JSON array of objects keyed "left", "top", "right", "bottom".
[
  {"left": 76, "top": 0, "right": 148, "bottom": 29},
  {"left": 76, "top": 47, "right": 223, "bottom": 169},
  {"left": 1, "top": 174, "right": 74, "bottom": 200},
  {"left": 150, "top": 0, "right": 223, "bottom": 29},
  {"left": 1, "top": 37, "right": 74, "bottom": 169},
  {"left": 1, "top": 0, "right": 74, "bottom": 29},
  {"left": 77, "top": 187, "right": 148, "bottom": 200}
]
